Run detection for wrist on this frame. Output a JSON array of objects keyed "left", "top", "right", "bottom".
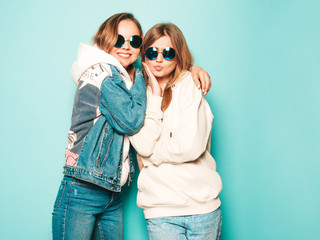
[{"left": 152, "top": 89, "right": 162, "bottom": 96}]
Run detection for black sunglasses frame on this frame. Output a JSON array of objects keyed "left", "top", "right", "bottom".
[
  {"left": 145, "top": 47, "right": 176, "bottom": 61},
  {"left": 114, "top": 34, "right": 142, "bottom": 49}
]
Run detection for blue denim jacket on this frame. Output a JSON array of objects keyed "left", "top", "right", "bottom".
[{"left": 63, "top": 64, "right": 146, "bottom": 192}]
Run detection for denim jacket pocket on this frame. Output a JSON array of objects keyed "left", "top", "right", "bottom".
[{"left": 95, "top": 122, "right": 114, "bottom": 174}]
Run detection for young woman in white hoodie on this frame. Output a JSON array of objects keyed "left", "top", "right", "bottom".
[
  {"left": 129, "top": 23, "right": 223, "bottom": 239},
  {"left": 52, "top": 13, "right": 212, "bottom": 240}
]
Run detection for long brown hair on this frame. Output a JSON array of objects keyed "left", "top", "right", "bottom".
[
  {"left": 92, "top": 13, "right": 143, "bottom": 80},
  {"left": 142, "top": 23, "right": 194, "bottom": 111}
]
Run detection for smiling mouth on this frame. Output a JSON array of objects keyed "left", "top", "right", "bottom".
[{"left": 118, "top": 53, "right": 131, "bottom": 58}]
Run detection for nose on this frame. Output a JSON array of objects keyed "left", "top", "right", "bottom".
[
  {"left": 156, "top": 52, "right": 163, "bottom": 63},
  {"left": 121, "top": 40, "right": 130, "bottom": 50}
]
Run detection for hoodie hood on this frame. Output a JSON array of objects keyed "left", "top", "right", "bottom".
[{"left": 71, "top": 43, "right": 132, "bottom": 88}]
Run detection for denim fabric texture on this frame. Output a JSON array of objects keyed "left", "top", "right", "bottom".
[
  {"left": 64, "top": 66, "right": 146, "bottom": 191},
  {"left": 52, "top": 176, "right": 123, "bottom": 240},
  {"left": 146, "top": 208, "right": 222, "bottom": 240}
]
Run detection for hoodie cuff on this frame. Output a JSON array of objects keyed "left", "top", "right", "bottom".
[{"left": 146, "top": 95, "right": 163, "bottom": 119}]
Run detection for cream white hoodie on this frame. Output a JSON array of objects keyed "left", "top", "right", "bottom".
[{"left": 129, "top": 71, "right": 222, "bottom": 219}]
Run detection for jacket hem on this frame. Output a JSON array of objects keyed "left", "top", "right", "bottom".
[{"left": 63, "top": 165, "right": 121, "bottom": 192}]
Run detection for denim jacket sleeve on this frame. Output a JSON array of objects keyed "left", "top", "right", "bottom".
[{"left": 99, "top": 69, "right": 147, "bottom": 135}]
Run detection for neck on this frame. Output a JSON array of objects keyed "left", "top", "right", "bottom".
[{"left": 126, "top": 64, "right": 135, "bottom": 83}]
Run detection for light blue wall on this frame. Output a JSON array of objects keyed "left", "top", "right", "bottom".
[{"left": 0, "top": 0, "right": 319, "bottom": 239}]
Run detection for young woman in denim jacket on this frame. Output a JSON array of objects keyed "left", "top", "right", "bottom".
[
  {"left": 52, "top": 13, "right": 212, "bottom": 240},
  {"left": 129, "top": 23, "right": 223, "bottom": 239}
]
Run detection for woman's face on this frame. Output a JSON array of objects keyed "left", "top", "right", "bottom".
[
  {"left": 145, "top": 36, "right": 177, "bottom": 82},
  {"left": 109, "top": 20, "right": 141, "bottom": 69}
]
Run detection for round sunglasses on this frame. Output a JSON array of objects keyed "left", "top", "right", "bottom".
[
  {"left": 145, "top": 47, "right": 176, "bottom": 61},
  {"left": 114, "top": 34, "right": 142, "bottom": 49}
]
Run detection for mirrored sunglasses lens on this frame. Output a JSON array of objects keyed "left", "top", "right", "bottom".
[
  {"left": 115, "top": 35, "right": 125, "bottom": 48},
  {"left": 145, "top": 48, "right": 158, "bottom": 60},
  {"left": 130, "top": 35, "right": 142, "bottom": 48},
  {"left": 163, "top": 47, "right": 175, "bottom": 60}
]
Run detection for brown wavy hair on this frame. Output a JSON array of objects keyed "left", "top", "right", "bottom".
[
  {"left": 141, "top": 23, "right": 194, "bottom": 111},
  {"left": 92, "top": 13, "right": 143, "bottom": 80}
]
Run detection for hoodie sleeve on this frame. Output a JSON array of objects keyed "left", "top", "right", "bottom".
[
  {"left": 129, "top": 89, "right": 163, "bottom": 157},
  {"left": 99, "top": 69, "right": 147, "bottom": 135},
  {"left": 146, "top": 75, "right": 214, "bottom": 165}
]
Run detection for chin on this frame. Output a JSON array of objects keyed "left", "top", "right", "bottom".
[
  {"left": 120, "top": 61, "right": 130, "bottom": 69},
  {"left": 154, "top": 72, "right": 166, "bottom": 78}
]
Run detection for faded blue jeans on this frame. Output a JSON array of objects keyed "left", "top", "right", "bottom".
[
  {"left": 146, "top": 208, "right": 222, "bottom": 240},
  {"left": 52, "top": 176, "right": 123, "bottom": 240}
]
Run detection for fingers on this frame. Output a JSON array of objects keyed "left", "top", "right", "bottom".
[
  {"left": 142, "top": 62, "right": 162, "bottom": 96},
  {"left": 142, "top": 62, "right": 153, "bottom": 78},
  {"left": 207, "top": 74, "right": 212, "bottom": 92},
  {"left": 143, "top": 62, "right": 156, "bottom": 81},
  {"left": 202, "top": 71, "right": 211, "bottom": 94},
  {"left": 191, "top": 71, "right": 202, "bottom": 90},
  {"left": 200, "top": 72, "right": 207, "bottom": 94},
  {"left": 190, "top": 65, "right": 212, "bottom": 95},
  {"left": 198, "top": 71, "right": 212, "bottom": 95}
]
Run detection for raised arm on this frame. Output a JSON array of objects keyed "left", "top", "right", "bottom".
[
  {"left": 129, "top": 63, "right": 163, "bottom": 156},
  {"left": 99, "top": 69, "right": 147, "bottom": 135},
  {"left": 129, "top": 92, "right": 163, "bottom": 157},
  {"left": 190, "top": 65, "right": 212, "bottom": 95},
  {"left": 148, "top": 76, "right": 213, "bottom": 165}
]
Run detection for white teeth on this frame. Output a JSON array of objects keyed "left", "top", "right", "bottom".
[{"left": 118, "top": 53, "right": 130, "bottom": 58}]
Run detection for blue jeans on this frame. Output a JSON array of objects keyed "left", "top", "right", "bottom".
[
  {"left": 52, "top": 176, "right": 123, "bottom": 240},
  {"left": 146, "top": 208, "right": 222, "bottom": 240}
]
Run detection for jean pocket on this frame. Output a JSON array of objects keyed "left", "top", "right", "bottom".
[{"left": 53, "top": 180, "right": 67, "bottom": 209}]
